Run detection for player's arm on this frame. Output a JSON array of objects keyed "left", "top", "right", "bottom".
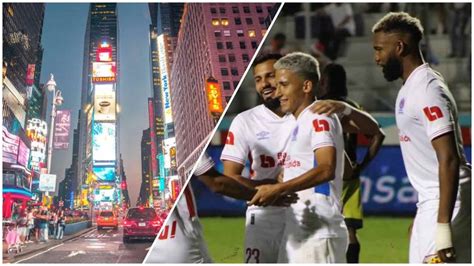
[
  {"left": 432, "top": 132, "right": 460, "bottom": 263},
  {"left": 197, "top": 167, "right": 257, "bottom": 201},
  {"left": 222, "top": 160, "right": 278, "bottom": 188},
  {"left": 249, "top": 146, "right": 336, "bottom": 206}
]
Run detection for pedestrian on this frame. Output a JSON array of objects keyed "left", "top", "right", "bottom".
[
  {"left": 56, "top": 209, "right": 66, "bottom": 240},
  {"left": 26, "top": 208, "right": 35, "bottom": 243},
  {"left": 38, "top": 207, "right": 50, "bottom": 242},
  {"left": 16, "top": 209, "right": 28, "bottom": 245},
  {"left": 49, "top": 210, "right": 58, "bottom": 237}
]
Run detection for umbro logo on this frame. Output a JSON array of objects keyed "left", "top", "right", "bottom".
[{"left": 256, "top": 131, "right": 270, "bottom": 140}]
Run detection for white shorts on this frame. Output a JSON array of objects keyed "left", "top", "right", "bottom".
[
  {"left": 145, "top": 216, "right": 212, "bottom": 263},
  {"left": 277, "top": 206, "right": 348, "bottom": 263},
  {"left": 278, "top": 235, "right": 347, "bottom": 263},
  {"left": 410, "top": 181, "right": 471, "bottom": 263},
  {"left": 244, "top": 206, "right": 286, "bottom": 263}
]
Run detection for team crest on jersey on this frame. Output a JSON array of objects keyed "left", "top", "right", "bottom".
[
  {"left": 256, "top": 131, "right": 271, "bottom": 140},
  {"left": 291, "top": 126, "right": 299, "bottom": 141},
  {"left": 398, "top": 98, "right": 405, "bottom": 114}
]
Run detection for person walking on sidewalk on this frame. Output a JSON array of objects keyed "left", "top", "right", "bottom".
[{"left": 56, "top": 209, "right": 66, "bottom": 240}]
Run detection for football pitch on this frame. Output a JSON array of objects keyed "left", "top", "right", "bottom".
[{"left": 201, "top": 216, "right": 412, "bottom": 263}]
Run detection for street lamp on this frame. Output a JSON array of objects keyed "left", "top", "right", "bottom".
[{"left": 45, "top": 73, "right": 63, "bottom": 175}]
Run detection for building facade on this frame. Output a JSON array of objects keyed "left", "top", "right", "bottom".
[
  {"left": 77, "top": 3, "right": 120, "bottom": 212},
  {"left": 139, "top": 128, "right": 152, "bottom": 206},
  {"left": 2, "top": 3, "right": 46, "bottom": 218},
  {"left": 170, "top": 3, "right": 276, "bottom": 173}
]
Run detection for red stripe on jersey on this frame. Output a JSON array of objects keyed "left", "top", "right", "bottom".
[
  {"left": 183, "top": 186, "right": 196, "bottom": 218},
  {"left": 248, "top": 153, "right": 255, "bottom": 179},
  {"left": 461, "top": 127, "right": 471, "bottom": 145}
]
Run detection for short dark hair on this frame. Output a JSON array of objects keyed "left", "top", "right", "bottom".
[
  {"left": 252, "top": 53, "right": 283, "bottom": 68},
  {"left": 273, "top": 33, "right": 286, "bottom": 41},
  {"left": 322, "top": 63, "right": 347, "bottom": 99},
  {"left": 372, "top": 12, "right": 424, "bottom": 44}
]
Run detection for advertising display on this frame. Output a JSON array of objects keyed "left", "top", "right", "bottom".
[
  {"left": 53, "top": 110, "right": 71, "bottom": 150},
  {"left": 157, "top": 34, "right": 173, "bottom": 124},
  {"left": 96, "top": 43, "right": 112, "bottom": 62},
  {"left": 206, "top": 78, "right": 224, "bottom": 114},
  {"left": 94, "top": 83, "right": 114, "bottom": 91},
  {"left": 92, "top": 62, "right": 116, "bottom": 83},
  {"left": 93, "top": 166, "right": 116, "bottom": 182},
  {"left": 39, "top": 174, "right": 57, "bottom": 192},
  {"left": 26, "top": 64, "right": 36, "bottom": 86},
  {"left": 17, "top": 140, "right": 30, "bottom": 167},
  {"left": 92, "top": 123, "right": 116, "bottom": 162},
  {"left": 163, "top": 137, "right": 176, "bottom": 169},
  {"left": 2, "top": 126, "right": 20, "bottom": 164},
  {"left": 94, "top": 89, "right": 116, "bottom": 121},
  {"left": 27, "top": 119, "right": 47, "bottom": 171},
  {"left": 148, "top": 99, "right": 158, "bottom": 177},
  {"left": 94, "top": 187, "right": 115, "bottom": 202}
]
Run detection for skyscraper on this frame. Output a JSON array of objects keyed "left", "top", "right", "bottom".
[
  {"left": 77, "top": 3, "right": 120, "bottom": 211},
  {"left": 170, "top": 3, "right": 277, "bottom": 174},
  {"left": 147, "top": 3, "right": 184, "bottom": 209},
  {"left": 139, "top": 128, "right": 152, "bottom": 206},
  {"left": 2, "top": 3, "right": 46, "bottom": 217}
]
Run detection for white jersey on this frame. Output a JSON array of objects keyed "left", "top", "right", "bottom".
[
  {"left": 395, "top": 63, "right": 467, "bottom": 204},
  {"left": 221, "top": 104, "right": 295, "bottom": 262},
  {"left": 145, "top": 154, "right": 214, "bottom": 263},
  {"left": 283, "top": 102, "right": 347, "bottom": 239},
  {"left": 221, "top": 104, "right": 295, "bottom": 190}
]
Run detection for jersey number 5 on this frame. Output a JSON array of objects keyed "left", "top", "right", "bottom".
[
  {"left": 313, "top": 119, "right": 330, "bottom": 132},
  {"left": 423, "top": 106, "right": 443, "bottom": 121}
]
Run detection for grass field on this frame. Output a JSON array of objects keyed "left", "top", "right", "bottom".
[{"left": 201, "top": 216, "right": 412, "bottom": 263}]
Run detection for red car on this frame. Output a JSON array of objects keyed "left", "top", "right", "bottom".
[
  {"left": 123, "top": 207, "right": 161, "bottom": 243},
  {"left": 97, "top": 211, "right": 118, "bottom": 230}
]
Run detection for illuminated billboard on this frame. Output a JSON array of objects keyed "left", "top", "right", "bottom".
[
  {"left": 163, "top": 137, "right": 176, "bottom": 169},
  {"left": 92, "top": 62, "right": 116, "bottom": 83},
  {"left": 93, "top": 167, "right": 115, "bottom": 182},
  {"left": 157, "top": 34, "right": 173, "bottom": 124},
  {"left": 94, "top": 187, "right": 115, "bottom": 202},
  {"left": 92, "top": 123, "right": 116, "bottom": 162},
  {"left": 94, "top": 89, "right": 116, "bottom": 121},
  {"left": 54, "top": 110, "right": 71, "bottom": 150},
  {"left": 94, "top": 83, "right": 114, "bottom": 91},
  {"left": 17, "top": 139, "right": 30, "bottom": 167},
  {"left": 96, "top": 43, "right": 113, "bottom": 62},
  {"left": 2, "top": 126, "right": 19, "bottom": 164},
  {"left": 39, "top": 174, "right": 57, "bottom": 192},
  {"left": 206, "top": 78, "right": 224, "bottom": 114}
]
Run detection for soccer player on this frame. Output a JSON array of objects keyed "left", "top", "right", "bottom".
[
  {"left": 249, "top": 52, "right": 348, "bottom": 263},
  {"left": 315, "top": 12, "right": 471, "bottom": 263},
  {"left": 221, "top": 53, "right": 296, "bottom": 263},
  {"left": 145, "top": 153, "right": 296, "bottom": 263},
  {"left": 317, "top": 63, "right": 386, "bottom": 263},
  {"left": 372, "top": 12, "right": 471, "bottom": 263}
]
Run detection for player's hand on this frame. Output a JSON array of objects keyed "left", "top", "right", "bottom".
[
  {"left": 437, "top": 247, "right": 456, "bottom": 263},
  {"left": 272, "top": 193, "right": 299, "bottom": 207},
  {"left": 311, "top": 100, "right": 347, "bottom": 115},
  {"left": 254, "top": 178, "right": 278, "bottom": 186},
  {"left": 248, "top": 184, "right": 283, "bottom": 207}
]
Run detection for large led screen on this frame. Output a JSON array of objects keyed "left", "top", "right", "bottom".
[
  {"left": 92, "top": 123, "right": 116, "bottom": 162},
  {"left": 94, "top": 89, "right": 116, "bottom": 121},
  {"left": 92, "top": 62, "right": 116, "bottom": 83},
  {"left": 93, "top": 166, "right": 115, "bottom": 182}
]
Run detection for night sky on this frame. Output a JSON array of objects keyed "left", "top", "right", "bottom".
[{"left": 41, "top": 3, "right": 152, "bottom": 206}]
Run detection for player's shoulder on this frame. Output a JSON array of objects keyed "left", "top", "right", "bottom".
[
  {"left": 409, "top": 65, "right": 448, "bottom": 96},
  {"left": 302, "top": 102, "right": 339, "bottom": 121}
]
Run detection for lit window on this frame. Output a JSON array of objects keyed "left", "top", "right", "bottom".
[
  {"left": 212, "top": 19, "right": 220, "bottom": 26},
  {"left": 236, "top": 30, "right": 244, "bottom": 37},
  {"left": 221, "top": 18, "right": 229, "bottom": 26},
  {"left": 248, "top": 30, "right": 256, "bottom": 38},
  {"left": 261, "top": 29, "right": 267, "bottom": 37},
  {"left": 223, "top": 30, "right": 231, "bottom": 37}
]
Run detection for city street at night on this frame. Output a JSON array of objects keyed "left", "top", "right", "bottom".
[{"left": 13, "top": 225, "right": 152, "bottom": 264}]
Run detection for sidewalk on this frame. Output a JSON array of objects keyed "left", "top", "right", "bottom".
[{"left": 3, "top": 226, "right": 95, "bottom": 263}]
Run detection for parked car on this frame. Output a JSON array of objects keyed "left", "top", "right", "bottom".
[
  {"left": 97, "top": 210, "right": 118, "bottom": 230},
  {"left": 123, "top": 207, "right": 161, "bottom": 243}
]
